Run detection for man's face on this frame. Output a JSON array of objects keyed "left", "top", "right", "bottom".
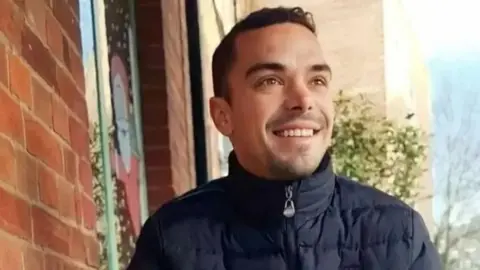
[{"left": 210, "top": 23, "right": 334, "bottom": 179}]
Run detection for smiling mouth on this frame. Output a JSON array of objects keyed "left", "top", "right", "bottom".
[{"left": 273, "top": 128, "right": 321, "bottom": 137}]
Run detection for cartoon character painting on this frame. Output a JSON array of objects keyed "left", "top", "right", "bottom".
[{"left": 110, "top": 53, "right": 141, "bottom": 236}]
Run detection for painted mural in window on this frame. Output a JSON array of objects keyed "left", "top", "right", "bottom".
[
  {"left": 104, "top": 0, "right": 141, "bottom": 267},
  {"left": 83, "top": 0, "right": 145, "bottom": 268}
]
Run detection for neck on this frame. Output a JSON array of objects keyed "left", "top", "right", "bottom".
[{"left": 224, "top": 152, "right": 336, "bottom": 226}]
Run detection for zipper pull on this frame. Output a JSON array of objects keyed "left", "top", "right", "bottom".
[{"left": 283, "top": 185, "right": 295, "bottom": 218}]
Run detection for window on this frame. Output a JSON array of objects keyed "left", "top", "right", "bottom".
[{"left": 219, "top": 135, "right": 233, "bottom": 176}]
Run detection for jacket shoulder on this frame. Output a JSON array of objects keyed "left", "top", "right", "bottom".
[
  {"left": 145, "top": 178, "right": 230, "bottom": 253},
  {"left": 335, "top": 176, "right": 418, "bottom": 246},
  {"left": 154, "top": 178, "right": 229, "bottom": 219},
  {"left": 333, "top": 176, "right": 438, "bottom": 268},
  {"left": 148, "top": 178, "right": 230, "bottom": 233},
  {"left": 335, "top": 175, "right": 411, "bottom": 210}
]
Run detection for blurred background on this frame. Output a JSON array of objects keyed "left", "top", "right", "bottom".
[{"left": 0, "top": 0, "right": 479, "bottom": 269}]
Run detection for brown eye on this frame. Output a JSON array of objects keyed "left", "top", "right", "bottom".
[
  {"left": 262, "top": 78, "right": 280, "bottom": 85},
  {"left": 256, "top": 77, "right": 282, "bottom": 88},
  {"left": 311, "top": 77, "right": 327, "bottom": 86}
]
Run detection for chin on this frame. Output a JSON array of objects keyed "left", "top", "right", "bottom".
[{"left": 269, "top": 151, "right": 322, "bottom": 176}]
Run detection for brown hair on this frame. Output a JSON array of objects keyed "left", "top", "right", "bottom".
[{"left": 211, "top": 7, "right": 316, "bottom": 101}]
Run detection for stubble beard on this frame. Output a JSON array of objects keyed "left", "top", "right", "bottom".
[{"left": 266, "top": 144, "right": 324, "bottom": 180}]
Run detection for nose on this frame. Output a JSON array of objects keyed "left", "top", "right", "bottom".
[{"left": 283, "top": 81, "right": 313, "bottom": 113}]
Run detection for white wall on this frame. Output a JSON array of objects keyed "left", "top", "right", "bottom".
[
  {"left": 383, "top": 0, "right": 434, "bottom": 232},
  {"left": 383, "top": 0, "right": 416, "bottom": 122}
]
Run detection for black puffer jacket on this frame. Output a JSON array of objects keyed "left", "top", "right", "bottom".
[{"left": 127, "top": 154, "right": 441, "bottom": 269}]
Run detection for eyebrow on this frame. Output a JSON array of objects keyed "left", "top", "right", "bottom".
[{"left": 245, "top": 62, "right": 332, "bottom": 78}]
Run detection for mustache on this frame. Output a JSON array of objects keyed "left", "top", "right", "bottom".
[{"left": 266, "top": 112, "right": 326, "bottom": 130}]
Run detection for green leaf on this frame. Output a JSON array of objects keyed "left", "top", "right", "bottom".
[{"left": 332, "top": 90, "right": 427, "bottom": 204}]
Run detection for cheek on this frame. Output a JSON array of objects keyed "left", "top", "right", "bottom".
[
  {"left": 232, "top": 106, "right": 258, "bottom": 132},
  {"left": 231, "top": 101, "right": 270, "bottom": 135},
  {"left": 315, "top": 93, "right": 335, "bottom": 120}
]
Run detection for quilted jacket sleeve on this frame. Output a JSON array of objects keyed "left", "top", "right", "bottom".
[
  {"left": 127, "top": 215, "right": 168, "bottom": 270},
  {"left": 409, "top": 211, "right": 442, "bottom": 270}
]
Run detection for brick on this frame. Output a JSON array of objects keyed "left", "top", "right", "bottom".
[
  {"left": 81, "top": 195, "right": 95, "bottom": 230},
  {"left": 13, "top": 0, "right": 25, "bottom": 10},
  {"left": 0, "top": 136, "right": 16, "bottom": 187},
  {"left": 1, "top": 0, "right": 95, "bottom": 267},
  {"left": 55, "top": 66, "right": 83, "bottom": 112},
  {"left": 32, "top": 78, "right": 53, "bottom": 127},
  {"left": 24, "top": 112, "right": 63, "bottom": 174},
  {"left": 0, "top": 187, "right": 32, "bottom": 240},
  {"left": 54, "top": 66, "right": 85, "bottom": 124},
  {"left": 38, "top": 164, "right": 58, "bottom": 209},
  {"left": 146, "top": 167, "right": 171, "bottom": 186},
  {"left": 0, "top": 43, "right": 7, "bottom": 87},
  {"left": 76, "top": 99, "right": 88, "bottom": 127},
  {"left": 136, "top": 28, "right": 164, "bottom": 59},
  {"left": 46, "top": 10, "right": 63, "bottom": 62},
  {"left": 148, "top": 184, "right": 175, "bottom": 212},
  {"left": 62, "top": 36, "right": 70, "bottom": 68},
  {"left": 137, "top": 44, "right": 166, "bottom": 71},
  {"left": 0, "top": 234, "right": 23, "bottom": 270},
  {"left": 69, "top": 47, "right": 84, "bottom": 93},
  {"left": 67, "top": 0, "right": 80, "bottom": 18},
  {"left": 25, "top": 0, "right": 47, "bottom": 41},
  {"left": 78, "top": 159, "right": 93, "bottom": 196},
  {"left": 52, "top": 96, "right": 70, "bottom": 142},
  {"left": 136, "top": 0, "right": 196, "bottom": 211},
  {"left": 64, "top": 263, "right": 84, "bottom": 270},
  {"left": 142, "top": 104, "right": 168, "bottom": 128},
  {"left": 57, "top": 178, "right": 75, "bottom": 220},
  {"left": 145, "top": 147, "right": 171, "bottom": 168},
  {"left": 45, "top": 253, "right": 64, "bottom": 270},
  {"left": 21, "top": 25, "right": 56, "bottom": 86},
  {"left": 85, "top": 234, "right": 99, "bottom": 267},
  {"left": 9, "top": 53, "right": 33, "bottom": 108},
  {"left": 23, "top": 246, "right": 45, "bottom": 270},
  {"left": 69, "top": 117, "right": 88, "bottom": 160},
  {"left": 32, "top": 206, "right": 71, "bottom": 255},
  {"left": 52, "top": 0, "right": 81, "bottom": 50},
  {"left": 136, "top": 5, "right": 163, "bottom": 45},
  {"left": 73, "top": 188, "right": 83, "bottom": 225},
  {"left": 138, "top": 65, "right": 166, "bottom": 86},
  {"left": 15, "top": 149, "right": 38, "bottom": 199},
  {"left": 141, "top": 86, "right": 168, "bottom": 108},
  {"left": 0, "top": 0, "right": 24, "bottom": 50},
  {"left": 0, "top": 88, "right": 24, "bottom": 144},
  {"left": 63, "top": 146, "right": 77, "bottom": 183},
  {"left": 143, "top": 126, "right": 169, "bottom": 149},
  {"left": 69, "top": 228, "right": 86, "bottom": 262}
]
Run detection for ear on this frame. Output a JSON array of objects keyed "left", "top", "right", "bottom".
[{"left": 209, "top": 97, "right": 233, "bottom": 136}]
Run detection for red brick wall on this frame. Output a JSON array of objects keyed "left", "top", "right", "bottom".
[
  {"left": 135, "top": 1, "right": 196, "bottom": 213},
  {"left": 0, "top": 0, "right": 98, "bottom": 269}
]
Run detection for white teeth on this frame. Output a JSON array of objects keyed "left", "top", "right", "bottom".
[{"left": 279, "top": 129, "right": 314, "bottom": 137}]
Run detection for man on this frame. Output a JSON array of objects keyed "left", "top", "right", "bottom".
[{"left": 127, "top": 7, "right": 440, "bottom": 269}]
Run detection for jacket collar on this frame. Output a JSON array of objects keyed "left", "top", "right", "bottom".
[{"left": 224, "top": 151, "right": 335, "bottom": 226}]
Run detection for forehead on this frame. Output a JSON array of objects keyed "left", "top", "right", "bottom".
[{"left": 233, "top": 23, "right": 325, "bottom": 70}]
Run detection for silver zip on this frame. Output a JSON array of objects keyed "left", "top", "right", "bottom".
[{"left": 283, "top": 185, "right": 295, "bottom": 218}]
